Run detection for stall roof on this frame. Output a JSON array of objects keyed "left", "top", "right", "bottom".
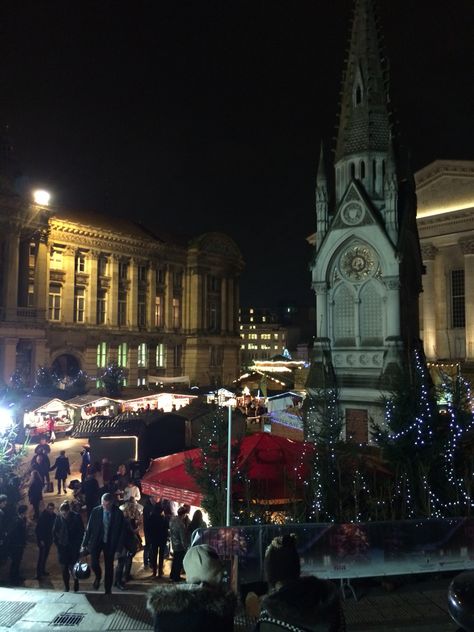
[
  {"left": 267, "top": 391, "right": 305, "bottom": 401},
  {"left": 22, "top": 396, "right": 78, "bottom": 413},
  {"left": 66, "top": 395, "right": 121, "bottom": 407},
  {"left": 72, "top": 415, "right": 145, "bottom": 438}
]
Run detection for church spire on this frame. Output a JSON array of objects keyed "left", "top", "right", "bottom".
[{"left": 335, "top": 0, "right": 392, "bottom": 193}]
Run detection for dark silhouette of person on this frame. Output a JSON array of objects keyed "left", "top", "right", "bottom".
[
  {"left": 35, "top": 502, "right": 56, "bottom": 579},
  {"left": 7, "top": 505, "right": 28, "bottom": 585},
  {"left": 50, "top": 450, "right": 71, "bottom": 494},
  {"left": 53, "top": 501, "right": 84, "bottom": 592},
  {"left": 28, "top": 469, "right": 44, "bottom": 520},
  {"left": 80, "top": 445, "right": 91, "bottom": 482},
  {"left": 81, "top": 492, "right": 125, "bottom": 595},
  {"left": 143, "top": 497, "right": 169, "bottom": 577},
  {"left": 81, "top": 473, "right": 100, "bottom": 519}
]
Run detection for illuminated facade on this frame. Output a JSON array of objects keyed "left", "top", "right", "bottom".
[
  {"left": 308, "top": 0, "right": 423, "bottom": 441},
  {"left": 0, "top": 200, "right": 243, "bottom": 388},
  {"left": 417, "top": 160, "right": 474, "bottom": 364}
]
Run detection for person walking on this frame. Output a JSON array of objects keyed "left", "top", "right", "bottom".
[
  {"left": 53, "top": 501, "right": 85, "bottom": 592},
  {"left": 143, "top": 497, "right": 169, "bottom": 578},
  {"left": 7, "top": 505, "right": 28, "bottom": 586},
  {"left": 50, "top": 450, "right": 71, "bottom": 494},
  {"left": 80, "top": 445, "right": 91, "bottom": 482},
  {"left": 35, "top": 438, "right": 51, "bottom": 488},
  {"left": 28, "top": 469, "right": 44, "bottom": 520},
  {"left": 81, "top": 472, "right": 100, "bottom": 519},
  {"left": 123, "top": 479, "right": 141, "bottom": 503},
  {"left": 35, "top": 502, "right": 56, "bottom": 579},
  {"left": 81, "top": 492, "right": 125, "bottom": 595},
  {"left": 169, "top": 507, "right": 189, "bottom": 582},
  {"left": 114, "top": 503, "right": 140, "bottom": 589},
  {"left": 47, "top": 417, "right": 55, "bottom": 443}
]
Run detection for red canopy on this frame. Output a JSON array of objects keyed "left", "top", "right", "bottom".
[{"left": 141, "top": 432, "right": 315, "bottom": 505}]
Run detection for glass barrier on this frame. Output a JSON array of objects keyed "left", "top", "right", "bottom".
[{"left": 192, "top": 517, "right": 474, "bottom": 583}]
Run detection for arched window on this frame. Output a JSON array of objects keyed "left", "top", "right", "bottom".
[
  {"left": 333, "top": 284, "right": 355, "bottom": 346},
  {"left": 350, "top": 163, "right": 355, "bottom": 178},
  {"left": 360, "top": 160, "right": 365, "bottom": 179},
  {"left": 355, "top": 85, "right": 362, "bottom": 105},
  {"left": 360, "top": 282, "right": 383, "bottom": 345},
  {"left": 382, "top": 159, "right": 386, "bottom": 181},
  {"left": 372, "top": 159, "right": 377, "bottom": 188}
]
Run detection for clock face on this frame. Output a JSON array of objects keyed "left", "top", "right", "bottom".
[{"left": 340, "top": 245, "right": 377, "bottom": 281}]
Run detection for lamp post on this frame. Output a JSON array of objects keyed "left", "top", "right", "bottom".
[
  {"left": 33, "top": 190, "right": 51, "bottom": 206},
  {"left": 226, "top": 403, "right": 232, "bottom": 527}
]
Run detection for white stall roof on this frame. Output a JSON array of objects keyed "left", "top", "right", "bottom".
[
  {"left": 66, "top": 395, "right": 120, "bottom": 407},
  {"left": 23, "top": 397, "right": 78, "bottom": 413}
]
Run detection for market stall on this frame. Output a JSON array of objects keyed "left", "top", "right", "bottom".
[
  {"left": 121, "top": 392, "right": 197, "bottom": 413},
  {"left": 66, "top": 395, "right": 121, "bottom": 420},
  {"left": 23, "top": 397, "right": 77, "bottom": 437}
]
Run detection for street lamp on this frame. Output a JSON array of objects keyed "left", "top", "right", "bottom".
[{"left": 33, "top": 189, "right": 51, "bottom": 206}]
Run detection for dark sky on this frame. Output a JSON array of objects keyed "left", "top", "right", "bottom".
[{"left": 0, "top": 0, "right": 472, "bottom": 307}]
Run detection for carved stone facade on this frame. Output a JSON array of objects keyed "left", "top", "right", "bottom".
[
  {"left": 416, "top": 160, "right": 474, "bottom": 363},
  {"left": 0, "top": 202, "right": 244, "bottom": 388}
]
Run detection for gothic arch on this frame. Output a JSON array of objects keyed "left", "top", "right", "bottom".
[
  {"left": 332, "top": 283, "right": 356, "bottom": 347},
  {"left": 359, "top": 280, "right": 385, "bottom": 345}
]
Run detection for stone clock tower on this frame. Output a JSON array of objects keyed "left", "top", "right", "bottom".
[{"left": 308, "top": 0, "right": 423, "bottom": 440}]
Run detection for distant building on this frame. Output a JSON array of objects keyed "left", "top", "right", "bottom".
[
  {"left": 0, "top": 196, "right": 244, "bottom": 387},
  {"left": 239, "top": 307, "right": 287, "bottom": 367},
  {"left": 417, "top": 160, "right": 474, "bottom": 370}
]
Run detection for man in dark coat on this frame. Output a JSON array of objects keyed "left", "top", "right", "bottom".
[
  {"left": 35, "top": 502, "right": 56, "bottom": 579},
  {"left": 81, "top": 473, "right": 100, "bottom": 519},
  {"left": 34, "top": 438, "right": 51, "bottom": 487},
  {"left": 50, "top": 450, "right": 71, "bottom": 494},
  {"left": 80, "top": 445, "right": 91, "bottom": 482},
  {"left": 143, "top": 497, "right": 169, "bottom": 577},
  {"left": 53, "top": 501, "right": 84, "bottom": 592},
  {"left": 7, "top": 505, "right": 28, "bottom": 586},
  {"left": 81, "top": 492, "right": 125, "bottom": 594}
]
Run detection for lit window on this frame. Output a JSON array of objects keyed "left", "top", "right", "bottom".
[
  {"left": 241, "top": 344, "right": 245, "bottom": 349},
  {"left": 50, "top": 246, "right": 63, "bottom": 269},
  {"left": 240, "top": 325, "right": 243, "bottom": 330},
  {"left": 156, "top": 343, "right": 166, "bottom": 368},
  {"left": 74, "top": 287, "right": 85, "bottom": 323},
  {"left": 274, "top": 345, "right": 278, "bottom": 350},
  {"left": 138, "top": 265, "right": 147, "bottom": 282},
  {"left": 29, "top": 243, "right": 36, "bottom": 267},
  {"left": 76, "top": 252, "right": 86, "bottom": 273},
  {"left": 262, "top": 316, "right": 266, "bottom": 323},
  {"left": 248, "top": 343, "right": 258, "bottom": 350},
  {"left": 250, "top": 317, "right": 253, "bottom": 322},
  {"left": 118, "top": 342, "right": 128, "bottom": 367},
  {"left": 155, "top": 296, "right": 163, "bottom": 327},
  {"left": 261, "top": 344, "right": 271, "bottom": 350},
  {"left": 261, "top": 334, "right": 271, "bottom": 340},
  {"left": 138, "top": 292, "right": 146, "bottom": 327},
  {"left": 273, "top": 333, "right": 279, "bottom": 340},
  {"left": 97, "top": 342, "right": 107, "bottom": 368},
  {"left": 138, "top": 343, "right": 148, "bottom": 368},
  {"left": 137, "top": 377, "right": 147, "bottom": 386},
  {"left": 48, "top": 284, "right": 61, "bottom": 321},
  {"left": 249, "top": 308, "right": 254, "bottom": 314},
  {"left": 118, "top": 291, "right": 127, "bottom": 326},
  {"left": 97, "top": 289, "right": 107, "bottom": 325},
  {"left": 172, "top": 298, "right": 181, "bottom": 328},
  {"left": 249, "top": 334, "right": 258, "bottom": 340},
  {"left": 28, "top": 283, "right": 34, "bottom": 307},
  {"left": 98, "top": 256, "right": 108, "bottom": 276}
]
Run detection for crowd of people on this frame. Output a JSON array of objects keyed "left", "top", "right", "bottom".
[{"left": 0, "top": 436, "right": 346, "bottom": 631}]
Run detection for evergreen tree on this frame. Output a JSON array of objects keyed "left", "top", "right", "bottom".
[
  {"left": 33, "top": 366, "right": 59, "bottom": 396},
  {"left": 100, "top": 363, "right": 125, "bottom": 397},
  {"left": 185, "top": 405, "right": 239, "bottom": 525}
]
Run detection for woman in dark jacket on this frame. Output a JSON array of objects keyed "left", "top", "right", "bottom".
[
  {"left": 147, "top": 544, "right": 236, "bottom": 632},
  {"left": 255, "top": 534, "right": 345, "bottom": 632},
  {"left": 53, "top": 501, "right": 85, "bottom": 592},
  {"left": 28, "top": 470, "right": 44, "bottom": 520},
  {"left": 114, "top": 503, "right": 141, "bottom": 589},
  {"left": 50, "top": 450, "right": 71, "bottom": 494}
]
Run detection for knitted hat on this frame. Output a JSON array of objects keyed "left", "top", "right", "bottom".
[
  {"left": 183, "top": 544, "right": 223, "bottom": 585},
  {"left": 264, "top": 534, "right": 300, "bottom": 586}
]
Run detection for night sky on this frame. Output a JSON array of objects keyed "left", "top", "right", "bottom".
[{"left": 0, "top": 0, "right": 472, "bottom": 307}]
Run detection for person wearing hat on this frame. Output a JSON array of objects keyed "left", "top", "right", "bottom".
[
  {"left": 146, "top": 544, "right": 236, "bottom": 631},
  {"left": 255, "top": 534, "right": 345, "bottom": 631}
]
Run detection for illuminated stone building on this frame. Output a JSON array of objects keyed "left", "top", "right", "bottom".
[
  {"left": 239, "top": 307, "right": 287, "bottom": 367},
  {"left": 308, "top": 0, "right": 423, "bottom": 441},
  {"left": 0, "top": 197, "right": 243, "bottom": 388},
  {"left": 417, "top": 160, "right": 474, "bottom": 367}
]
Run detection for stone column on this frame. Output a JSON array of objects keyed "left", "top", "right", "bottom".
[
  {"left": 313, "top": 281, "right": 328, "bottom": 338},
  {"left": 128, "top": 259, "right": 138, "bottom": 327},
  {"left": 109, "top": 255, "right": 119, "bottom": 326},
  {"left": 3, "top": 228, "right": 20, "bottom": 319},
  {"left": 220, "top": 277, "right": 227, "bottom": 333},
  {"left": 420, "top": 244, "right": 438, "bottom": 359},
  {"left": 227, "top": 277, "right": 234, "bottom": 335},
  {"left": 383, "top": 276, "right": 401, "bottom": 338},
  {"left": 34, "top": 232, "right": 49, "bottom": 319},
  {"left": 18, "top": 239, "right": 30, "bottom": 308},
  {"left": 62, "top": 246, "right": 75, "bottom": 323},
  {"left": 31, "top": 338, "right": 48, "bottom": 381},
  {"left": 189, "top": 268, "right": 201, "bottom": 331},
  {"left": 87, "top": 250, "right": 98, "bottom": 325},
  {"left": 148, "top": 264, "right": 157, "bottom": 329},
  {"left": 461, "top": 240, "right": 474, "bottom": 360},
  {"left": 233, "top": 277, "right": 240, "bottom": 336},
  {"left": 164, "top": 266, "right": 172, "bottom": 330},
  {"left": 1, "top": 337, "right": 18, "bottom": 384}
]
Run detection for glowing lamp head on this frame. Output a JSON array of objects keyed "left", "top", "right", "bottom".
[
  {"left": 0, "top": 407, "right": 13, "bottom": 434},
  {"left": 33, "top": 190, "right": 50, "bottom": 206}
]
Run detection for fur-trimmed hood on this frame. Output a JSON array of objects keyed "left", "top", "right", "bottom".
[
  {"left": 260, "top": 576, "right": 344, "bottom": 632},
  {"left": 147, "top": 582, "right": 237, "bottom": 619}
]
